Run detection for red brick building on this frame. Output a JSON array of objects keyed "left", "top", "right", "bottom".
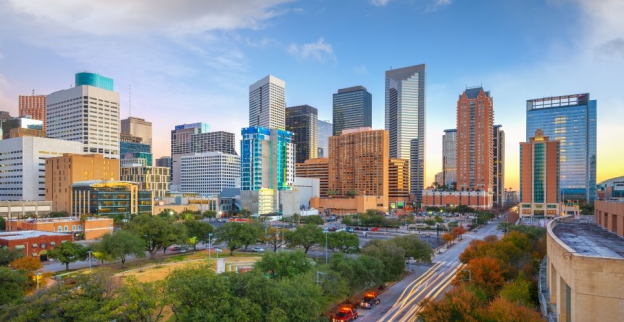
[
  {"left": 19, "top": 95, "right": 47, "bottom": 132},
  {"left": 0, "top": 231, "right": 73, "bottom": 260}
]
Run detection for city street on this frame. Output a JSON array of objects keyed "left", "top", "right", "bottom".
[{"left": 357, "top": 220, "right": 503, "bottom": 322}]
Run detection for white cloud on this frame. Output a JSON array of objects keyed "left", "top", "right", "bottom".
[
  {"left": 288, "top": 38, "right": 335, "bottom": 62},
  {"left": 354, "top": 66, "right": 368, "bottom": 75},
  {"left": 7, "top": 0, "right": 293, "bottom": 36},
  {"left": 370, "top": 0, "right": 393, "bottom": 6},
  {"left": 427, "top": 0, "right": 453, "bottom": 12}
]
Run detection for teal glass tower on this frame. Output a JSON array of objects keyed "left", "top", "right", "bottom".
[
  {"left": 75, "top": 72, "right": 114, "bottom": 91},
  {"left": 526, "top": 93, "right": 597, "bottom": 202},
  {"left": 240, "top": 126, "right": 295, "bottom": 191}
]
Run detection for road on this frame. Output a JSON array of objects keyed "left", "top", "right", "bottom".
[{"left": 357, "top": 220, "right": 503, "bottom": 322}]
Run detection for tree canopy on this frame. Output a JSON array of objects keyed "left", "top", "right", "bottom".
[{"left": 48, "top": 241, "right": 87, "bottom": 271}]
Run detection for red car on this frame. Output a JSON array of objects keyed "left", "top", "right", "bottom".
[{"left": 333, "top": 306, "right": 358, "bottom": 322}]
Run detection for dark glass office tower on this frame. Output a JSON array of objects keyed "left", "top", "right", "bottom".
[
  {"left": 317, "top": 120, "right": 332, "bottom": 157},
  {"left": 332, "top": 86, "right": 372, "bottom": 136},
  {"left": 286, "top": 105, "right": 318, "bottom": 164},
  {"left": 526, "top": 93, "right": 597, "bottom": 202}
]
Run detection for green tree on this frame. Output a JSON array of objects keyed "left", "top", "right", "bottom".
[
  {"left": 203, "top": 210, "right": 217, "bottom": 220},
  {"left": 0, "top": 267, "right": 29, "bottom": 304},
  {"left": 98, "top": 230, "right": 146, "bottom": 267},
  {"left": 301, "top": 215, "right": 324, "bottom": 225},
  {"left": 287, "top": 224, "right": 323, "bottom": 253},
  {"left": 48, "top": 241, "right": 87, "bottom": 271},
  {"left": 183, "top": 220, "right": 214, "bottom": 250},
  {"left": 391, "top": 235, "right": 433, "bottom": 263},
  {"left": 327, "top": 231, "right": 360, "bottom": 253},
  {"left": 0, "top": 216, "right": 5, "bottom": 230},
  {"left": 215, "top": 222, "right": 258, "bottom": 255},
  {"left": 265, "top": 226, "right": 287, "bottom": 252},
  {"left": 105, "top": 277, "right": 168, "bottom": 322},
  {"left": 254, "top": 250, "right": 312, "bottom": 279},
  {"left": 329, "top": 253, "right": 384, "bottom": 295},
  {"left": 238, "top": 208, "right": 251, "bottom": 218},
  {"left": 126, "top": 214, "right": 186, "bottom": 258},
  {"left": 361, "top": 239, "right": 405, "bottom": 282},
  {"left": 0, "top": 247, "right": 24, "bottom": 266},
  {"left": 499, "top": 272, "right": 535, "bottom": 307}
]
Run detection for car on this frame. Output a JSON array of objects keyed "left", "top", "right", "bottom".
[
  {"left": 359, "top": 292, "right": 381, "bottom": 309},
  {"left": 328, "top": 226, "right": 337, "bottom": 232},
  {"left": 169, "top": 245, "right": 182, "bottom": 251},
  {"left": 333, "top": 306, "right": 359, "bottom": 322},
  {"left": 345, "top": 227, "right": 354, "bottom": 233},
  {"left": 252, "top": 247, "right": 265, "bottom": 253}
]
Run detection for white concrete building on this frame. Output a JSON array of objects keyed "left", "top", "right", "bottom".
[
  {"left": 173, "top": 152, "right": 240, "bottom": 195},
  {"left": 46, "top": 73, "right": 120, "bottom": 159},
  {"left": 0, "top": 137, "right": 83, "bottom": 201},
  {"left": 249, "top": 75, "right": 286, "bottom": 129},
  {"left": 294, "top": 177, "right": 320, "bottom": 210}
]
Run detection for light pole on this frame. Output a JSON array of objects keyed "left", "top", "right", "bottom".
[
  {"left": 87, "top": 250, "right": 92, "bottom": 270},
  {"left": 316, "top": 271, "right": 326, "bottom": 284},
  {"left": 323, "top": 230, "right": 329, "bottom": 264},
  {"left": 208, "top": 233, "right": 213, "bottom": 265},
  {"left": 215, "top": 248, "right": 222, "bottom": 272}
]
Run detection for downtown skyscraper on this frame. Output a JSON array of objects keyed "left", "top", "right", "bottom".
[
  {"left": 46, "top": 72, "right": 120, "bottom": 159},
  {"left": 456, "top": 87, "right": 494, "bottom": 192},
  {"left": 249, "top": 75, "right": 286, "bottom": 129},
  {"left": 442, "top": 129, "right": 457, "bottom": 187},
  {"left": 526, "top": 93, "right": 597, "bottom": 202},
  {"left": 385, "top": 64, "right": 426, "bottom": 201},
  {"left": 332, "top": 86, "right": 372, "bottom": 136},
  {"left": 286, "top": 105, "right": 318, "bottom": 164}
]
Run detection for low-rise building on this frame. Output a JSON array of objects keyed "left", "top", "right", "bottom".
[
  {"left": 0, "top": 230, "right": 73, "bottom": 260},
  {"left": 310, "top": 195, "right": 386, "bottom": 215},
  {"left": 595, "top": 200, "right": 624, "bottom": 237},
  {"left": 0, "top": 201, "right": 52, "bottom": 220},
  {"left": 296, "top": 158, "right": 329, "bottom": 197},
  {"left": 6, "top": 216, "right": 113, "bottom": 240},
  {"left": 421, "top": 190, "right": 493, "bottom": 210},
  {"left": 544, "top": 216, "right": 624, "bottom": 322},
  {"left": 71, "top": 181, "right": 153, "bottom": 217},
  {"left": 293, "top": 177, "right": 320, "bottom": 210}
]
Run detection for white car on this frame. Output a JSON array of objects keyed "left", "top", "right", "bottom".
[{"left": 252, "top": 247, "right": 265, "bottom": 253}]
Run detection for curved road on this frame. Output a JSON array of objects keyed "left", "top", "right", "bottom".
[{"left": 357, "top": 220, "right": 503, "bottom": 322}]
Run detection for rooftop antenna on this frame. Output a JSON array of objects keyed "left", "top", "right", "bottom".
[{"left": 32, "top": 89, "right": 34, "bottom": 95}]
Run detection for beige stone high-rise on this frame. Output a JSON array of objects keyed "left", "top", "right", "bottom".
[
  {"left": 45, "top": 154, "right": 120, "bottom": 213},
  {"left": 121, "top": 117, "right": 152, "bottom": 148},
  {"left": 328, "top": 128, "right": 388, "bottom": 203}
]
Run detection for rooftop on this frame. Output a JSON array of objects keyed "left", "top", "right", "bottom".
[
  {"left": 7, "top": 217, "right": 113, "bottom": 223},
  {"left": 0, "top": 230, "right": 71, "bottom": 240},
  {"left": 553, "top": 222, "right": 624, "bottom": 259}
]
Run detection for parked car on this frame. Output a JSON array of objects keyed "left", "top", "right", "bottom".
[
  {"left": 169, "top": 245, "right": 182, "bottom": 251},
  {"left": 360, "top": 292, "right": 381, "bottom": 309},
  {"left": 333, "top": 306, "right": 359, "bottom": 322},
  {"left": 252, "top": 247, "right": 265, "bottom": 253},
  {"left": 345, "top": 227, "right": 354, "bottom": 233}
]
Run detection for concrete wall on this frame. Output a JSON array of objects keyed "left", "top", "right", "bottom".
[
  {"left": 310, "top": 195, "right": 386, "bottom": 215},
  {"left": 547, "top": 216, "right": 624, "bottom": 322},
  {"left": 595, "top": 200, "right": 624, "bottom": 237}
]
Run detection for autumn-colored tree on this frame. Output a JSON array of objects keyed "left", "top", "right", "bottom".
[
  {"left": 442, "top": 233, "right": 455, "bottom": 244},
  {"left": 484, "top": 297, "right": 543, "bottom": 322},
  {"left": 451, "top": 226, "right": 467, "bottom": 239},
  {"left": 9, "top": 256, "right": 42, "bottom": 273},
  {"left": 463, "top": 257, "right": 507, "bottom": 299},
  {"left": 418, "top": 285, "right": 482, "bottom": 322}
]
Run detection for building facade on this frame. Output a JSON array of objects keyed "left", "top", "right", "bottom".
[
  {"left": 71, "top": 181, "right": 153, "bottom": 216},
  {"left": 332, "top": 86, "right": 372, "bottom": 136},
  {"left": 172, "top": 152, "right": 240, "bottom": 195},
  {"left": 170, "top": 123, "right": 210, "bottom": 156},
  {"left": 442, "top": 129, "right": 457, "bottom": 187},
  {"left": 1, "top": 116, "right": 44, "bottom": 140},
  {"left": 249, "top": 75, "right": 286, "bottom": 129},
  {"left": 296, "top": 158, "right": 329, "bottom": 197},
  {"left": 240, "top": 126, "right": 295, "bottom": 214},
  {"left": 492, "top": 125, "right": 505, "bottom": 208},
  {"left": 46, "top": 72, "right": 120, "bottom": 159},
  {"left": 45, "top": 153, "right": 120, "bottom": 213},
  {"left": 6, "top": 216, "right": 114, "bottom": 240},
  {"left": 286, "top": 105, "right": 318, "bottom": 164},
  {"left": 18, "top": 95, "right": 46, "bottom": 132},
  {"left": 389, "top": 159, "right": 410, "bottom": 209},
  {"left": 385, "top": 64, "right": 426, "bottom": 201},
  {"left": 121, "top": 117, "right": 152, "bottom": 147},
  {"left": 0, "top": 231, "right": 73, "bottom": 259},
  {"left": 190, "top": 131, "right": 237, "bottom": 155},
  {"left": 328, "top": 128, "right": 388, "bottom": 207},
  {"left": 156, "top": 156, "right": 172, "bottom": 168},
  {"left": 526, "top": 93, "right": 597, "bottom": 203},
  {"left": 519, "top": 129, "right": 561, "bottom": 218},
  {"left": 317, "top": 120, "right": 332, "bottom": 157},
  {"left": 120, "top": 165, "right": 170, "bottom": 198},
  {"left": 421, "top": 190, "right": 493, "bottom": 210},
  {"left": 0, "top": 137, "right": 83, "bottom": 201},
  {"left": 456, "top": 87, "right": 494, "bottom": 193}
]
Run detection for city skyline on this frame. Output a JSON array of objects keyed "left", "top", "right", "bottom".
[{"left": 0, "top": 0, "right": 623, "bottom": 189}]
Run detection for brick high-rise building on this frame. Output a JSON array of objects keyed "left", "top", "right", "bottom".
[
  {"left": 296, "top": 158, "right": 329, "bottom": 197},
  {"left": 328, "top": 128, "right": 388, "bottom": 201},
  {"left": 121, "top": 117, "right": 152, "bottom": 148},
  {"left": 520, "top": 129, "right": 560, "bottom": 218},
  {"left": 19, "top": 95, "right": 46, "bottom": 132},
  {"left": 389, "top": 158, "right": 410, "bottom": 207},
  {"left": 456, "top": 87, "right": 494, "bottom": 192},
  {"left": 45, "top": 154, "right": 120, "bottom": 213}
]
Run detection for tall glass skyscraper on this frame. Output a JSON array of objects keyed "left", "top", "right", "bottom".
[
  {"left": 249, "top": 75, "right": 286, "bottom": 129},
  {"left": 240, "top": 126, "right": 295, "bottom": 191},
  {"left": 286, "top": 105, "right": 318, "bottom": 164},
  {"left": 442, "top": 129, "right": 457, "bottom": 186},
  {"left": 385, "top": 64, "right": 426, "bottom": 201},
  {"left": 526, "top": 93, "right": 597, "bottom": 202},
  {"left": 332, "top": 86, "right": 372, "bottom": 136},
  {"left": 317, "top": 120, "right": 332, "bottom": 157}
]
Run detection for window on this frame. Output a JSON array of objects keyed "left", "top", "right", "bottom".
[
  {"left": 72, "top": 225, "right": 76, "bottom": 231},
  {"left": 78, "top": 225, "right": 82, "bottom": 230},
  {"left": 41, "top": 243, "right": 46, "bottom": 248},
  {"left": 64, "top": 225, "right": 68, "bottom": 231},
  {"left": 50, "top": 242, "right": 56, "bottom": 246},
  {"left": 58, "top": 226, "right": 62, "bottom": 232},
  {"left": 32, "top": 253, "right": 38, "bottom": 257},
  {"left": 32, "top": 244, "right": 38, "bottom": 248}
]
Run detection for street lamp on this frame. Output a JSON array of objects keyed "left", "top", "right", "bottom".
[
  {"left": 208, "top": 233, "right": 213, "bottom": 265},
  {"left": 323, "top": 230, "right": 329, "bottom": 264},
  {"left": 215, "top": 248, "right": 222, "bottom": 272},
  {"left": 316, "top": 271, "right": 326, "bottom": 284},
  {"left": 87, "top": 250, "right": 93, "bottom": 270}
]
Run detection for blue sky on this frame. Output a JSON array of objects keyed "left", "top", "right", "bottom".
[{"left": 1, "top": 0, "right": 623, "bottom": 189}]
